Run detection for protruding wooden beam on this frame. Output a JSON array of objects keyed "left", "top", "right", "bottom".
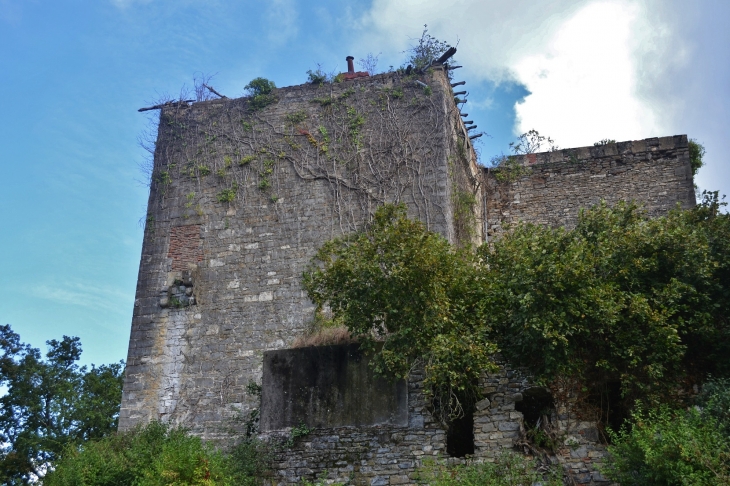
[
  {"left": 203, "top": 84, "right": 227, "bottom": 99},
  {"left": 435, "top": 47, "right": 457, "bottom": 64},
  {"left": 469, "top": 133, "right": 483, "bottom": 140},
  {"left": 460, "top": 113, "right": 469, "bottom": 117},
  {"left": 467, "top": 125, "right": 478, "bottom": 131},
  {"left": 138, "top": 100, "right": 194, "bottom": 112},
  {"left": 447, "top": 65, "right": 463, "bottom": 70},
  {"left": 451, "top": 81, "right": 466, "bottom": 87},
  {"left": 453, "top": 90, "right": 466, "bottom": 96}
]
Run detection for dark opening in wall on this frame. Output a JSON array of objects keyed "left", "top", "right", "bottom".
[
  {"left": 446, "top": 411, "right": 475, "bottom": 457},
  {"left": 588, "top": 380, "right": 625, "bottom": 434},
  {"left": 515, "top": 387, "right": 554, "bottom": 429}
]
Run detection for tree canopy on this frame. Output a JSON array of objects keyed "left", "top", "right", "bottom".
[
  {"left": 304, "top": 194, "right": 730, "bottom": 425},
  {"left": 0, "top": 325, "right": 124, "bottom": 484}
]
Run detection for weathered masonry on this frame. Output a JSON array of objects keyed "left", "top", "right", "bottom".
[{"left": 120, "top": 59, "right": 696, "bottom": 485}]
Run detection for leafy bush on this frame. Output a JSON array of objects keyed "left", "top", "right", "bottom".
[
  {"left": 688, "top": 139, "right": 705, "bottom": 176},
  {"left": 303, "top": 204, "right": 497, "bottom": 421},
  {"left": 244, "top": 77, "right": 277, "bottom": 110},
  {"left": 44, "top": 422, "right": 237, "bottom": 486},
  {"left": 404, "top": 24, "right": 454, "bottom": 71},
  {"left": 483, "top": 196, "right": 730, "bottom": 415},
  {"left": 602, "top": 404, "right": 730, "bottom": 485},
  {"left": 226, "top": 439, "right": 272, "bottom": 486},
  {"left": 418, "top": 452, "right": 563, "bottom": 486},
  {"left": 696, "top": 377, "right": 730, "bottom": 436}
]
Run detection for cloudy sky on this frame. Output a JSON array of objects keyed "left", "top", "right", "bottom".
[{"left": 1, "top": 0, "right": 728, "bottom": 366}]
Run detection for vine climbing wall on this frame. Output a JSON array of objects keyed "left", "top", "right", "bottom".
[{"left": 119, "top": 67, "right": 482, "bottom": 435}]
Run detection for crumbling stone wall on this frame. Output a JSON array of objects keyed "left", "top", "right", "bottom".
[
  {"left": 120, "top": 55, "right": 695, "bottom": 486},
  {"left": 484, "top": 135, "right": 695, "bottom": 240},
  {"left": 263, "top": 366, "right": 445, "bottom": 486},
  {"left": 119, "top": 67, "right": 481, "bottom": 435},
  {"left": 473, "top": 361, "right": 610, "bottom": 485}
]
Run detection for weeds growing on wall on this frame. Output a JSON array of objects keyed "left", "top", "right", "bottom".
[
  {"left": 404, "top": 24, "right": 456, "bottom": 71},
  {"left": 491, "top": 155, "right": 532, "bottom": 183},
  {"left": 417, "top": 452, "right": 563, "bottom": 486},
  {"left": 148, "top": 67, "right": 455, "bottom": 235}
]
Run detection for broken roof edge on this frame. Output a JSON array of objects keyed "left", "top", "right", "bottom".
[{"left": 490, "top": 134, "right": 689, "bottom": 169}]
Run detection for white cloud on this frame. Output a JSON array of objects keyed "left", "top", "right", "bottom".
[
  {"left": 513, "top": 1, "right": 664, "bottom": 147},
  {"left": 109, "top": 0, "right": 152, "bottom": 9},
  {"left": 265, "top": 0, "right": 298, "bottom": 46},
  {"left": 30, "top": 282, "right": 132, "bottom": 315},
  {"left": 354, "top": 0, "right": 694, "bottom": 148}
]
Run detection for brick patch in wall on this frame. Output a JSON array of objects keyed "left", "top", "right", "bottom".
[{"left": 168, "top": 225, "right": 203, "bottom": 271}]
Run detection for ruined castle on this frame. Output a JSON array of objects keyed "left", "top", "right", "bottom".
[{"left": 119, "top": 57, "right": 696, "bottom": 485}]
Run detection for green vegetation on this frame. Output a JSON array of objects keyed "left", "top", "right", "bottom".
[
  {"left": 508, "top": 129, "right": 557, "bottom": 154},
  {"left": 216, "top": 183, "right": 238, "bottom": 203},
  {"left": 491, "top": 155, "right": 532, "bottom": 183},
  {"left": 602, "top": 380, "right": 730, "bottom": 485},
  {"left": 244, "top": 77, "right": 277, "bottom": 111},
  {"left": 0, "top": 325, "right": 124, "bottom": 484},
  {"left": 238, "top": 154, "right": 256, "bottom": 166},
  {"left": 689, "top": 139, "right": 705, "bottom": 176},
  {"left": 306, "top": 189, "right": 730, "bottom": 427},
  {"left": 405, "top": 24, "right": 454, "bottom": 71},
  {"left": 304, "top": 204, "right": 497, "bottom": 420},
  {"left": 285, "top": 110, "right": 307, "bottom": 125},
  {"left": 44, "top": 422, "right": 254, "bottom": 486},
  {"left": 594, "top": 138, "right": 617, "bottom": 146},
  {"left": 418, "top": 452, "right": 563, "bottom": 486}
]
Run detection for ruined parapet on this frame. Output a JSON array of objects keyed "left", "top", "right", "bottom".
[
  {"left": 119, "top": 67, "right": 482, "bottom": 434},
  {"left": 484, "top": 135, "right": 696, "bottom": 239}
]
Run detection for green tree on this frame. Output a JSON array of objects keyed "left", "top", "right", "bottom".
[
  {"left": 0, "top": 325, "right": 124, "bottom": 484},
  {"left": 481, "top": 194, "right": 730, "bottom": 415},
  {"left": 303, "top": 204, "right": 497, "bottom": 420}
]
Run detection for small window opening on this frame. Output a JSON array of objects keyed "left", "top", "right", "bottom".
[
  {"left": 446, "top": 411, "right": 474, "bottom": 457},
  {"left": 588, "top": 380, "right": 626, "bottom": 434},
  {"left": 515, "top": 387, "right": 554, "bottom": 430}
]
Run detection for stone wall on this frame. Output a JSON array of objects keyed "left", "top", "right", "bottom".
[
  {"left": 473, "top": 361, "right": 610, "bottom": 485},
  {"left": 484, "top": 135, "right": 696, "bottom": 239},
  {"left": 263, "top": 350, "right": 610, "bottom": 486},
  {"left": 119, "top": 67, "right": 481, "bottom": 435},
  {"left": 263, "top": 366, "right": 445, "bottom": 486}
]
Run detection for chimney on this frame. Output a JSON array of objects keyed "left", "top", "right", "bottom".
[{"left": 343, "top": 55, "right": 369, "bottom": 81}]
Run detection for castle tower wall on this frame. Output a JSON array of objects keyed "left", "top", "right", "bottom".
[
  {"left": 484, "top": 135, "right": 696, "bottom": 238},
  {"left": 119, "top": 68, "right": 482, "bottom": 435}
]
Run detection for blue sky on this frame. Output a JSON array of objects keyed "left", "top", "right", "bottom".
[{"left": 1, "top": 0, "right": 728, "bottom": 366}]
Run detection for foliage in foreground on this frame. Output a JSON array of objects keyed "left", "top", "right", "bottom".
[
  {"left": 602, "top": 378, "right": 730, "bottom": 485},
  {"left": 485, "top": 193, "right": 730, "bottom": 413},
  {"left": 44, "top": 422, "right": 267, "bottom": 486},
  {"left": 417, "top": 452, "right": 563, "bottom": 486},
  {"left": 305, "top": 192, "right": 730, "bottom": 427},
  {"left": 0, "top": 325, "right": 124, "bottom": 484},
  {"left": 303, "top": 204, "right": 496, "bottom": 420}
]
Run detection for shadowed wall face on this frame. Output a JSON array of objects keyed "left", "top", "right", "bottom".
[{"left": 260, "top": 344, "right": 408, "bottom": 431}]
